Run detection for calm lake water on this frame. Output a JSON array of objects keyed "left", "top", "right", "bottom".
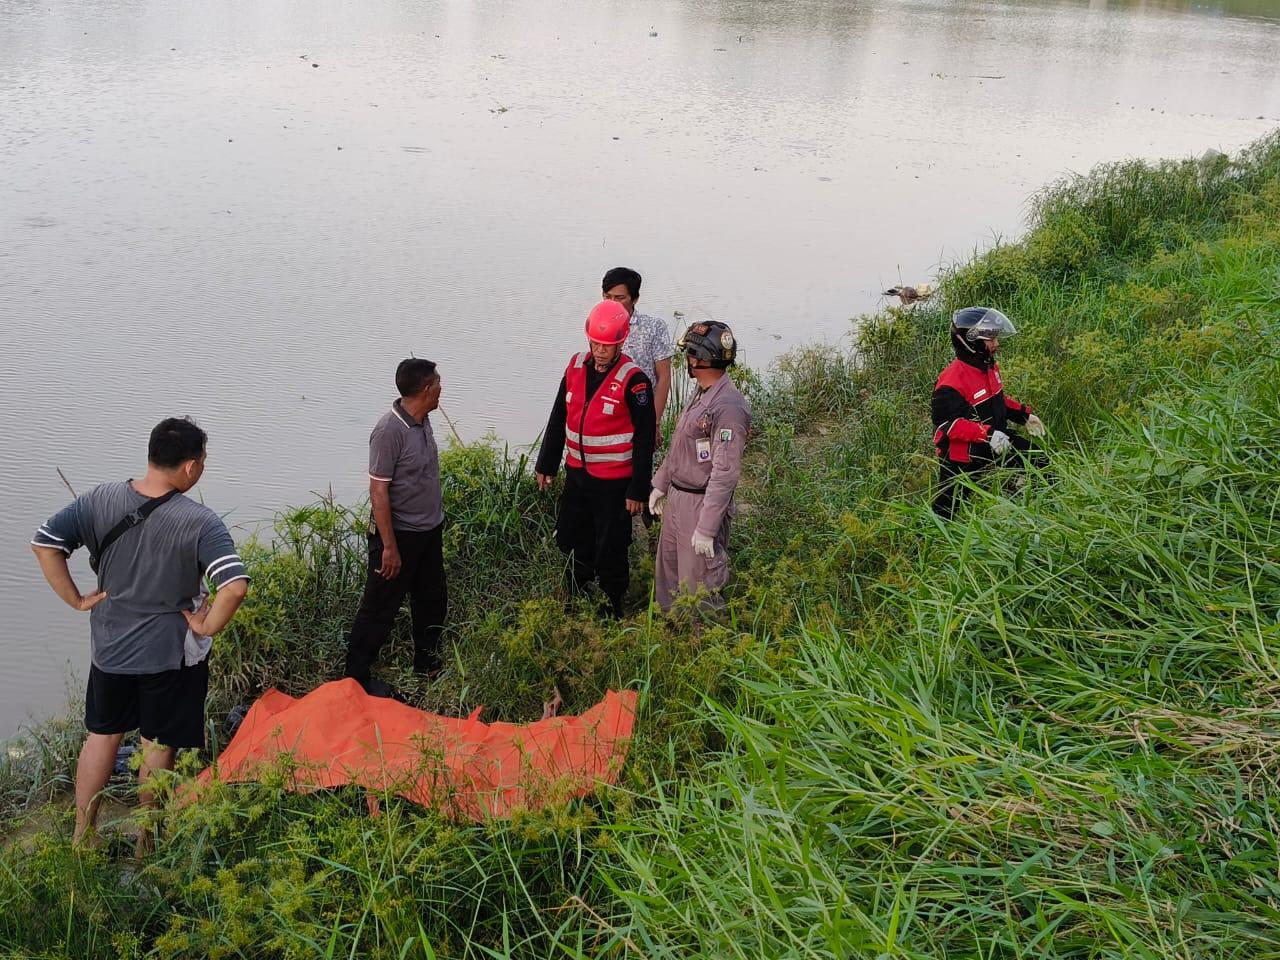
[{"left": 2, "top": 0, "right": 1278, "bottom": 737}]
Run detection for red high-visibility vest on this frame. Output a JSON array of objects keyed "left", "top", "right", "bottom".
[{"left": 564, "top": 352, "right": 643, "bottom": 480}]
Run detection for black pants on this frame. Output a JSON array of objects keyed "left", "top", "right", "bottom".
[
  {"left": 555, "top": 467, "right": 632, "bottom": 612},
  {"left": 343, "top": 525, "right": 447, "bottom": 685},
  {"left": 933, "top": 434, "right": 1043, "bottom": 520}
]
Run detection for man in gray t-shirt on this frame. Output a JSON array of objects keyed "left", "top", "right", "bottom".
[
  {"left": 342, "top": 358, "right": 448, "bottom": 695},
  {"left": 31, "top": 417, "right": 249, "bottom": 848}
]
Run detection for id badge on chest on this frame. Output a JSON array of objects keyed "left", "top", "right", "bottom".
[{"left": 696, "top": 438, "right": 712, "bottom": 463}]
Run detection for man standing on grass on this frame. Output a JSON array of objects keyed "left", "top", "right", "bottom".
[
  {"left": 343, "top": 358, "right": 448, "bottom": 696},
  {"left": 603, "top": 266, "right": 673, "bottom": 548},
  {"left": 602, "top": 266, "right": 673, "bottom": 431},
  {"left": 648, "top": 321, "right": 751, "bottom": 611},
  {"left": 536, "top": 301, "right": 656, "bottom": 618},
  {"left": 30, "top": 417, "right": 250, "bottom": 850}
]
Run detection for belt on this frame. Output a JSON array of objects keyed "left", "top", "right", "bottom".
[{"left": 671, "top": 481, "right": 706, "bottom": 495}]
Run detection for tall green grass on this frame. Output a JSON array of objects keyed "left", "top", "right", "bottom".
[
  {"left": 3, "top": 129, "right": 1279, "bottom": 958},
  {"left": 604, "top": 350, "right": 1280, "bottom": 958}
]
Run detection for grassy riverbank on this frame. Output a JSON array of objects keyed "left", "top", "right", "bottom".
[{"left": 3, "top": 131, "right": 1279, "bottom": 958}]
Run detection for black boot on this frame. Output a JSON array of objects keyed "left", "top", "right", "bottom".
[
  {"left": 413, "top": 649, "right": 443, "bottom": 678},
  {"left": 600, "top": 593, "right": 625, "bottom": 620}
]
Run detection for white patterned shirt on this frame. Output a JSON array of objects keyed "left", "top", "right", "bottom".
[{"left": 623, "top": 311, "right": 673, "bottom": 386}]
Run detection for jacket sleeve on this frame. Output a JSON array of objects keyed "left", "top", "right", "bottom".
[
  {"left": 535, "top": 375, "right": 569, "bottom": 477},
  {"left": 624, "top": 373, "right": 656, "bottom": 502},
  {"left": 1004, "top": 396, "right": 1031, "bottom": 425},
  {"left": 931, "top": 387, "right": 990, "bottom": 443},
  {"left": 694, "top": 403, "right": 750, "bottom": 536}
]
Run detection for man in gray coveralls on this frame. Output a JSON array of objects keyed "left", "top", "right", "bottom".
[{"left": 648, "top": 321, "right": 751, "bottom": 611}]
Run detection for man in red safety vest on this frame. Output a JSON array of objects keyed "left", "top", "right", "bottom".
[
  {"left": 931, "top": 306, "right": 1047, "bottom": 519},
  {"left": 536, "top": 301, "right": 657, "bottom": 617}
]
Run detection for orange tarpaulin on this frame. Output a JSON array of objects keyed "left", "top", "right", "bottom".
[{"left": 200, "top": 680, "right": 637, "bottom": 819}]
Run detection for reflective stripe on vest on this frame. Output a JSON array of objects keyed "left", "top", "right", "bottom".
[{"left": 566, "top": 428, "right": 635, "bottom": 446}]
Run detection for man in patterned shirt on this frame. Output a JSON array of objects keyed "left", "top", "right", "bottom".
[
  {"left": 603, "top": 267, "right": 672, "bottom": 546},
  {"left": 602, "top": 267, "right": 672, "bottom": 430},
  {"left": 30, "top": 417, "right": 250, "bottom": 848}
]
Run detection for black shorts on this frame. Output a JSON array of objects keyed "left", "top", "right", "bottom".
[{"left": 84, "top": 660, "right": 209, "bottom": 749}]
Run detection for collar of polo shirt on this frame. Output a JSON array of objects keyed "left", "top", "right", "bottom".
[{"left": 392, "top": 399, "right": 424, "bottom": 428}]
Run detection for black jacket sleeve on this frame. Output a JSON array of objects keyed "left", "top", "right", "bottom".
[
  {"left": 624, "top": 373, "right": 656, "bottom": 502},
  {"left": 535, "top": 375, "right": 569, "bottom": 477},
  {"left": 931, "top": 386, "right": 969, "bottom": 429}
]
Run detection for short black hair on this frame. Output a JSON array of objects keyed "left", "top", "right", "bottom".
[
  {"left": 602, "top": 267, "right": 642, "bottom": 300},
  {"left": 148, "top": 417, "right": 207, "bottom": 469},
  {"left": 396, "top": 358, "right": 438, "bottom": 397}
]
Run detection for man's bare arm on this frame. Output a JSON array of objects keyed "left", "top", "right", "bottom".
[
  {"left": 31, "top": 545, "right": 107, "bottom": 612},
  {"left": 369, "top": 479, "right": 401, "bottom": 579},
  {"left": 183, "top": 578, "right": 249, "bottom": 636}
]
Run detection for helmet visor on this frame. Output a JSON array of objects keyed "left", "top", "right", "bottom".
[{"left": 962, "top": 307, "right": 1016, "bottom": 340}]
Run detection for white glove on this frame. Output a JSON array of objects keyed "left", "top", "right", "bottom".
[
  {"left": 988, "top": 430, "right": 1012, "bottom": 456},
  {"left": 691, "top": 530, "right": 716, "bottom": 559},
  {"left": 1025, "top": 414, "right": 1045, "bottom": 438},
  {"left": 648, "top": 488, "right": 667, "bottom": 516}
]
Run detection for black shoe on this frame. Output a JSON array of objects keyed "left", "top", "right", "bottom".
[
  {"left": 364, "top": 678, "right": 397, "bottom": 699},
  {"left": 413, "top": 653, "right": 443, "bottom": 679},
  {"left": 599, "top": 594, "right": 625, "bottom": 619},
  {"left": 224, "top": 704, "right": 250, "bottom": 738}
]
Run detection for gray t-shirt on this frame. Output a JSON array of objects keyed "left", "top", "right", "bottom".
[
  {"left": 367, "top": 400, "right": 445, "bottom": 532},
  {"left": 31, "top": 482, "right": 249, "bottom": 674}
]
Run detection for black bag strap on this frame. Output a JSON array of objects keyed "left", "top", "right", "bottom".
[{"left": 89, "top": 488, "right": 181, "bottom": 575}]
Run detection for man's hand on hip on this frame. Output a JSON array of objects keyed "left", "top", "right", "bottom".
[
  {"left": 377, "top": 543, "right": 402, "bottom": 579},
  {"left": 72, "top": 591, "right": 108, "bottom": 612},
  {"left": 182, "top": 607, "right": 212, "bottom": 636}
]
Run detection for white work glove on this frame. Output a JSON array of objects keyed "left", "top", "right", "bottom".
[
  {"left": 1025, "top": 414, "right": 1045, "bottom": 438},
  {"left": 691, "top": 530, "right": 716, "bottom": 559},
  {"left": 988, "top": 430, "right": 1012, "bottom": 456},
  {"left": 648, "top": 488, "right": 667, "bottom": 517}
]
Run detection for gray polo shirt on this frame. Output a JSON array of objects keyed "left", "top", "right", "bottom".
[
  {"left": 368, "top": 400, "right": 445, "bottom": 532},
  {"left": 31, "top": 482, "right": 249, "bottom": 674}
]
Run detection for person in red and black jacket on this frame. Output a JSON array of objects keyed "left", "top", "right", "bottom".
[
  {"left": 536, "top": 300, "right": 656, "bottom": 617},
  {"left": 931, "top": 307, "right": 1046, "bottom": 519}
]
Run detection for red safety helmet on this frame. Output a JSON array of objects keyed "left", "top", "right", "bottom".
[{"left": 585, "top": 300, "right": 631, "bottom": 345}]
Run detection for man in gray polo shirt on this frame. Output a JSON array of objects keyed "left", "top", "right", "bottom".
[
  {"left": 30, "top": 417, "right": 250, "bottom": 848},
  {"left": 343, "top": 358, "right": 448, "bottom": 695}
]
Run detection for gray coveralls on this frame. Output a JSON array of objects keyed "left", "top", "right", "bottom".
[{"left": 652, "top": 374, "right": 751, "bottom": 610}]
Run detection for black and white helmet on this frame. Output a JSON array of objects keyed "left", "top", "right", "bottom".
[
  {"left": 677, "top": 320, "right": 737, "bottom": 369},
  {"left": 951, "top": 306, "right": 1017, "bottom": 342}
]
